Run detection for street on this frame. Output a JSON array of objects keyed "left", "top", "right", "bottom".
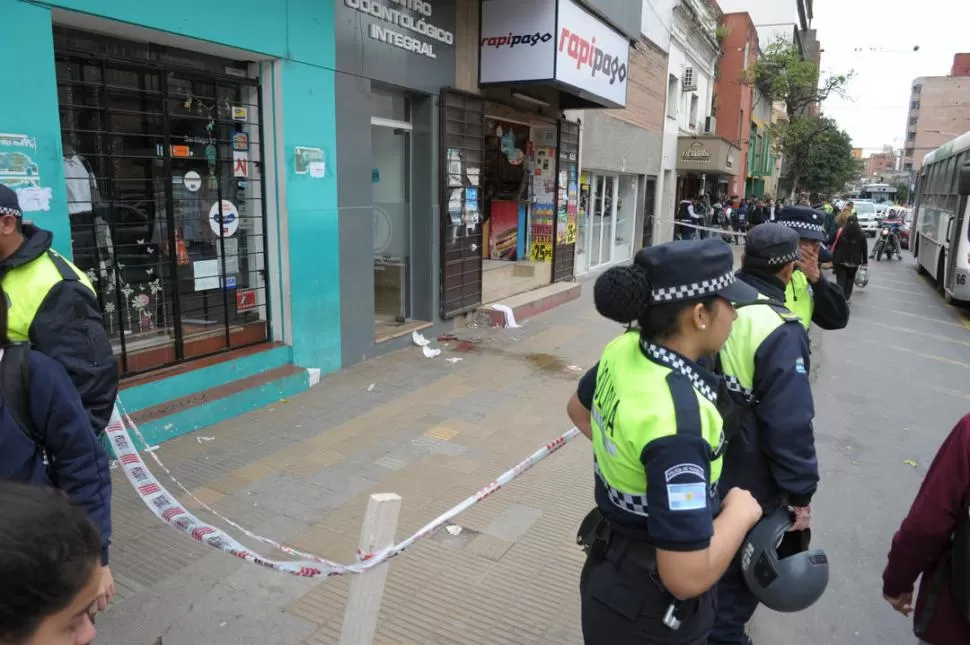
[{"left": 98, "top": 253, "right": 970, "bottom": 645}]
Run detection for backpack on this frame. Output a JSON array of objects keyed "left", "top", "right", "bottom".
[
  {"left": 916, "top": 508, "right": 970, "bottom": 636},
  {"left": 0, "top": 343, "right": 41, "bottom": 455}
]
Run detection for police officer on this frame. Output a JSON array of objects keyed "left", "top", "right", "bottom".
[
  {"left": 709, "top": 224, "right": 820, "bottom": 645},
  {"left": 776, "top": 205, "right": 850, "bottom": 331},
  {"left": 0, "top": 184, "right": 116, "bottom": 435},
  {"left": 565, "top": 238, "right": 764, "bottom": 645}
]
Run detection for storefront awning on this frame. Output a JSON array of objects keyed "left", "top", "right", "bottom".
[
  {"left": 676, "top": 136, "right": 742, "bottom": 176},
  {"left": 478, "top": 0, "right": 630, "bottom": 109}
]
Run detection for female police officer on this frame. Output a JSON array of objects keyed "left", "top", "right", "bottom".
[{"left": 566, "top": 238, "right": 764, "bottom": 645}]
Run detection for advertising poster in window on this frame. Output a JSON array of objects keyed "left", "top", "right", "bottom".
[{"left": 530, "top": 147, "right": 557, "bottom": 262}]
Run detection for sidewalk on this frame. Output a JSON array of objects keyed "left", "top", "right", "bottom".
[{"left": 100, "top": 284, "right": 620, "bottom": 645}]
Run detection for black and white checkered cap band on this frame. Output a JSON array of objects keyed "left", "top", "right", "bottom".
[
  {"left": 0, "top": 206, "right": 21, "bottom": 218},
  {"left": 767, "top": 250, "right": 799, "bottom": 265},
  {"left": 776, "top": 220, "right": 825, "bottom": 234},
  {"left": 594, "top": 458, "right": 649, "bottom": 518},
  {"left": 650, "top": 270, "right": 735, "bottom": 304},
  {"left": 642, "top": 340, "right": 718, "bottom": 405}
]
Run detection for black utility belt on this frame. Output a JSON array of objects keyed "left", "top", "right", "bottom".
[{"left": 576, "top": 508, "right": 698, "bottom": 631}]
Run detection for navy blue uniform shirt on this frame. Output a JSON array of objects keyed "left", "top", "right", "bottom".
[{"left": 0, "top": 350, "right": 112, "bottom": 564}]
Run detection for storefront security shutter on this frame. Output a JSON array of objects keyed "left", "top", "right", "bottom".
[
  {"left": 439, "top": 90, "right": 485, "bottom": 319},
  {"left": 553, "top": 121, "right": 580, "bottom": 283}
]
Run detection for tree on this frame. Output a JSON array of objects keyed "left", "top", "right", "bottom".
[
  {"left": 799, "top": 119, "right": 860, "bottom": 194},
  {"left": 748, "top": 40, "right": 853, "bottom": 197}
]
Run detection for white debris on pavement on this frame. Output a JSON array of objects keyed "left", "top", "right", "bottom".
[
  {"left": 489, "top": 303, "right": 521, "bottom": 328},
  {"left": 412, "top": 330, "right": 431, "bottom": 347}
]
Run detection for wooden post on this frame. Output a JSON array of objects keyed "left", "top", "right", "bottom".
[{"left": 339, "top": 493, "right": 402, "bottom": 645}]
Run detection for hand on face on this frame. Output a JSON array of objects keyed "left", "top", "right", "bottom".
[{"left": 795, "top": 241, "right": 821, "bottom": 283}]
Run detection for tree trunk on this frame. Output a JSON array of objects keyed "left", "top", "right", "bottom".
[{"left": 788, "top": 174, "right": 800, "bottom": 202}]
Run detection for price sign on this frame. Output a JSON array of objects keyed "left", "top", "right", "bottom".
[
  {"left": 565, "top": 223, "right": 577, "bottom": 244},
  {"left": 531, "top": 241, "right": 553, "bottom": 263}
]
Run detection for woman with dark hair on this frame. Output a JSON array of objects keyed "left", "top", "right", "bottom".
[
  {"left": 566, "top": 238, "right": 764, "bottom": 645},
  {"left": 0, "top": 283, "right": 114, "bottom": 611},
  {"left": 0, "top": 481, "right": 102, "bottom": 645},
  {"left": 830, "top": 215, "right": 868, "bottom": 302}
]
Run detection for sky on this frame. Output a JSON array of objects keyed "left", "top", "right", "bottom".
[{"left": 813, "top": 0, "right": 970, "bottom": 155}]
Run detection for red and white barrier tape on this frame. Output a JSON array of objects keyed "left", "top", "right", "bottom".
[
  {"left": 675, "top": 221, "right": 749, "bottom": 236},
  {"left": 107, "top": 402, "right": 581, "bottom": 578}
]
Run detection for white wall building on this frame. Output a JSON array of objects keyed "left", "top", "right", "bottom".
[
  {"left": 644, "top": 0, "right": 720, "bottom": 242},
  {"left": 715, "top": 0, "right": 812, "bottom": 50}
]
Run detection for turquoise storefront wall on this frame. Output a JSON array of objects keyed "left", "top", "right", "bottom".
[{"left": 0, "top": 0, "right": 341, "bottom": 443}]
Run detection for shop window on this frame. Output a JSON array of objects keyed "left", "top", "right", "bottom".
[
  {"left": 54, "top": 28, "right": 270, "bottom": 377},
  {"left": 667, "top": 75, "right": 678, "bottom": 118}
]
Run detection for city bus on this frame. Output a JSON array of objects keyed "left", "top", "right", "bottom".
[
  {"left": 912, "top": 131, "right": 970, "bottom": 303},
  {"left": 859, "top": 183, "right": 897, "bottom": 204}
]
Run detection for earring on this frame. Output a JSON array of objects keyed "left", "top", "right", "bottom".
[{"left": 700, "top": 324, "right": 707, "bottom": 330}]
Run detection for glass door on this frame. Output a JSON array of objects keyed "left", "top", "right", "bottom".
[
  {"left": 614, "top": 175, "right": 638, "bottom": 262},
  {"left": 590, "top": 175, "right": 618, "bottom": 270},
  {"left": 371, "top": 87, "right": 413, "bottom": 329}
]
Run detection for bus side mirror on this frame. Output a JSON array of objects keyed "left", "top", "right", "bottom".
[{"left": 960, "top": 163, "right": 970, "bottom": 196}]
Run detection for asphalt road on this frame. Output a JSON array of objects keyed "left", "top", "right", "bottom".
[{"left": 750, "top": 252, "right": 970, "bottom": 644}]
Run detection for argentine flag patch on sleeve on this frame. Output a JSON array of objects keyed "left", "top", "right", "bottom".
[{"left": 667, "top": 482, "right": 708, "bottom": 511}]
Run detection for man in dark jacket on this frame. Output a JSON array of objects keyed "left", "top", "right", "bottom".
[{"left": 0, "top": 185, "right": 116, "bottom": 435}]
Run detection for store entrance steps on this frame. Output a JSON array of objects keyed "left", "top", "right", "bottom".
[
  {"left": 473, "top": 281, "right": 582, "bottom": 328},
  {"left": 482, "top": 260, "right": 553, "bottom": 303}
]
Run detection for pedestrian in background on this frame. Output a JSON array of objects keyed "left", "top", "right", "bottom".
[
  {"left": 0, "top": 482, "right": 103, "bottom": 645},
  {"left": 830, "top": 216, "right": 868, "bottom": 303},
  {"left": 882, "top": 413, "right": 970, "bottom": 645}
]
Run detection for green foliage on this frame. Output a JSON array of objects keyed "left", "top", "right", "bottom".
[
  {"left": 749, "top": 40, "right": 851, "bottom": 119},
  {"left": 752, "top": 39, "right": 855, "bottom": 195},
  {"left": 798, "top": 119, "right": 859, "bottom": 194}
]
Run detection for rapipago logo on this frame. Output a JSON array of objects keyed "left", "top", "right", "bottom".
[
  {"left": 559, "top": 27, "right": 628, "bottom": 85},
  {"left": 480, "top": 31, "right": 554, "bottom": 49}
]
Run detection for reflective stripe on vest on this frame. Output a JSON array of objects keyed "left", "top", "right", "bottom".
[
  {"left": 784, "top": 271, "right": 814, "bottom": 331},
  {"left": 3, "top": 251, "right": 95, "bottom": 342},
  {"left": 719, "top": 301, "right": 800, "bottom": 399},
  {"left": 590, "top": 333, "right": 724, "bottom": 518}
]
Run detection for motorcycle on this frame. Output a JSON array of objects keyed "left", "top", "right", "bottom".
[{"left": 871, "top": 225, "right": 902, "bottom": 262}]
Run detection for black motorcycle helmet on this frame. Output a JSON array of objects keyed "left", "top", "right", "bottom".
[{"left": 740, "top": 509, "right": 829, "bottom": 612}]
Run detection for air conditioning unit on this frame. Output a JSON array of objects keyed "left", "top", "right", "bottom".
[{"left": 704, "top": 116, "right": 717, "bottom": 134}]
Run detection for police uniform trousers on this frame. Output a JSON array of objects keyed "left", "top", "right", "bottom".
[
  {"left": 579, "top": 537, "right": 714, "bottom": 645},
  {"left": 708, "top": 555, "right": 759, "bottom": 644}
]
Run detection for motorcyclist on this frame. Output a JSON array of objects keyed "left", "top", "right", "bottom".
[{"left": 871, "top": 220, "right": 902, "bottom": 260}]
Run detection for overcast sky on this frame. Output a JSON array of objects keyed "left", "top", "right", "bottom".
[{"left": 813, "top": 0, "right": 970, "bottom": 154}]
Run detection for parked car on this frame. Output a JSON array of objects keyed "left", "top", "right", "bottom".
[
  {"left": 898, "top": 207, "right": 914, "bottom": 249},
  {"left": 855, "top": 200, "right": 879, "bottom": 236}
]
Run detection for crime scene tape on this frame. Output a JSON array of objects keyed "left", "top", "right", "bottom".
[
  {"left": 107, "top": 402, "right": 581, "bottom": 578},
  {"left": 674, "top": 221, "right": 749, "bottom": 237}
]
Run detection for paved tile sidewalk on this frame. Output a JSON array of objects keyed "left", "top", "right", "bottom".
[{"left": 99, "top": 282, "right": 621, "bottom": 645}]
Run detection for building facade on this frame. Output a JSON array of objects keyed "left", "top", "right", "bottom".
[
  {"left": 865, "top": 146, "right": 897, "bottom": 179},
  {"left": 903, "top": 54, "right": 970, "bottom": 173},
  {"left": 1, "top": 0, "right": 633, "bottom": 444},
  {"left": 567, "top": 36, "right": 668, "bottom": 275},
  {"left": 668, "top": 0, "right": 737, "bottom": 207}
]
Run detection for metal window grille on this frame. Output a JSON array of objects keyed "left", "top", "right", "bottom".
[{"left": 53, "top": 28, "right": 271, "bottom": 377}]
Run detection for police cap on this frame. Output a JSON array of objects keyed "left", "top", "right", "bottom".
[
  {"left": 634, "top": 238, "right": 759, "bottom": 305},
  {"left": 743, "top": 223, "right": 801, "bottom": 270},
  {"left": 776, "top": 205, "right": 827, "bottom": 242},
  {"left": 0, "top": 185, "right": 22, "bottom": 219}
]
